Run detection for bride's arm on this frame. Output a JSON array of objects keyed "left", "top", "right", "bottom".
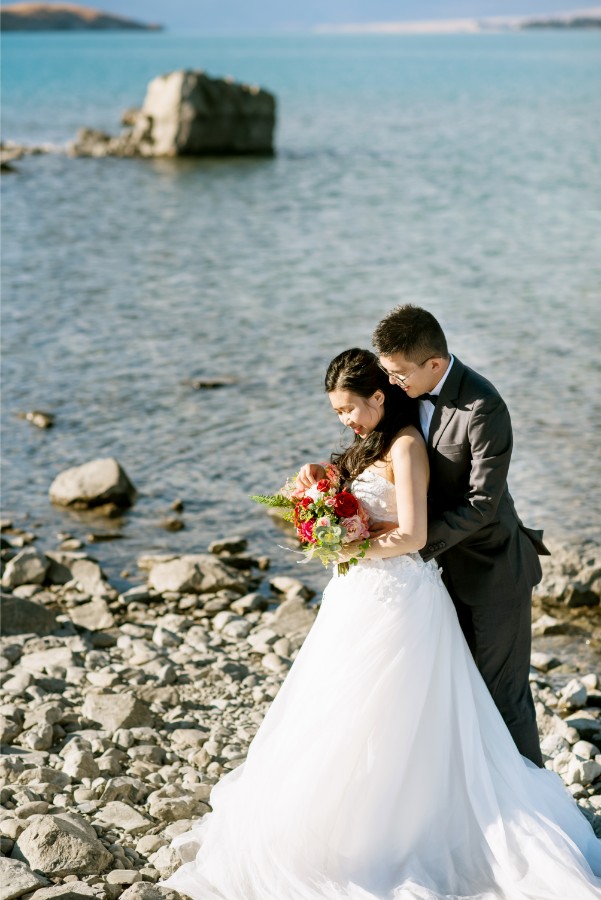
[{"left": 347, "top": 430, "right": 429, "bottom": 560}]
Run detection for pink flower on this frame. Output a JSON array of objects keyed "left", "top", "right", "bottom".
[
  {"left": 324, "top": 463, "right": 340, "bottom": 484},
  {"left": 315, "top": 516, "right": 332, "bottom": 528},
  {"left": 297, "top": 519, "right": 316, "bottom": 543},
  {"left": 341, "top": 514, "right": 370, "bottom": 543},
  {"left": 325, "top": 497, "right": 336, "bottom": 507}
]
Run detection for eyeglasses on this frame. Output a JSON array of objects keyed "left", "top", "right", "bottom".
[{"left": 378, "top": 357, "right": 435, "bottom": 386}]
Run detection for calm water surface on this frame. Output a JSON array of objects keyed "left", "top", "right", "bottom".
[{"left": 2, "top": 33, "right": 601, "bottom": 590}]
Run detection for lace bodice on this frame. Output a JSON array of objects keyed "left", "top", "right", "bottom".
[
  {"left": 351, "top": 469, "right": 397, "bottom": 522},
  {"left": 346, "top": 468, "right": 442, "bottom": 591}
]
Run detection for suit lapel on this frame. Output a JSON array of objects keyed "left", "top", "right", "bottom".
[{"left": 428, "top": 357, "right": 464, "bottom": 451}]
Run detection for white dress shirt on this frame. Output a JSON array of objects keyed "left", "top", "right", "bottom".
[{"left": 419, "top": 355, "right": 454, "bottom": 440}]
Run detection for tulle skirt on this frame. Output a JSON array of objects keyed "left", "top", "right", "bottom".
[{"left": 161, "top": 554, "right": 601, "bottom": 899}]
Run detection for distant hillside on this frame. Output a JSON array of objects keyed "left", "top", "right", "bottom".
[
  {"left": 0, "top": 2, "right": 163, "bottom": 31},
  {"left": 316, "top": 7, "right": 601, "bottom": 34}
]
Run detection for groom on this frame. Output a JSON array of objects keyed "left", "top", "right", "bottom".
[{"left": 373, "top": 304, "right": 548, "bottom": 767}]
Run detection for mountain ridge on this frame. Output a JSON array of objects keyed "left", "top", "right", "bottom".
[{"left": 0, "top": 2, "right": 163, "bottom": 31}]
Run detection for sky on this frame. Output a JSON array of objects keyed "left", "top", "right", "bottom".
[{"left": 21, "top": 2, "right": 601, "bottom": 32}]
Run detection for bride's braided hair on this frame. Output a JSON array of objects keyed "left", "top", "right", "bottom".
[{"left": 325, "top": 348, "right": 418, "bottom": 483}]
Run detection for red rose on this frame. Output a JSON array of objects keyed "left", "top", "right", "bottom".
[
  {"left": 301, "top": 496, "right": 313, "bottom": 509},
  {"left": 333, "top": 491, "right": 359, "bottom": 518},
  {"left": 316, "top": 479, "right": 330, "bottom": 492}
]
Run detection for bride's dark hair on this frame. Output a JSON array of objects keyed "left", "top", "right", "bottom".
[{"left": 325, "top": 348, "right": 418, "bottom": 482}]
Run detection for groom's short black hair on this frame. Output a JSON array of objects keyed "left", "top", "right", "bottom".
[{"left": 372, "top": 305, "right": 449, "bottom": 361}]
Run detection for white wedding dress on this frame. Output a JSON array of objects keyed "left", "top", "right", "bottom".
[{"left": 162, "top": 470, "right": 601, "bottom": 899}]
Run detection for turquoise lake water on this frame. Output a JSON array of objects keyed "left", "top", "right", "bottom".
[{"left": 2, "top": 32, "right": 601, "bottom": 586}]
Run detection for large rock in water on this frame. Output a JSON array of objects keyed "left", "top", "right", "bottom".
[
  {"left": 133, "top": 70, "right": 276, "bottom": 156},
  {"left": 70, "top": 70, "right": 276, "bottom": 158},
  {"left": 49, "top": 457, "right": 136, "bottom": 510}
]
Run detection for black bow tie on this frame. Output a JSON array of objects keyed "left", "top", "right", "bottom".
[{"left": 419, "top": 393, "right": 439, "bottom": 405}]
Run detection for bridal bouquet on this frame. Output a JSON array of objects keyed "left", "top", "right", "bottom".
[{"left": 251, "top": 463, "right": 370, "bottom": 574}]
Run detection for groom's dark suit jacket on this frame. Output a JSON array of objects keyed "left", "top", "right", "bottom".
[{"left": 420, "top": 357, "right": 549, "bottom": 606}]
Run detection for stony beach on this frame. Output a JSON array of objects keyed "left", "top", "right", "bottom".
[
  {"left": 1, "top": 457, "right": 600, "bottom": 900},
  {"left": 3, "top": 19, "right": 601, "bottom": 898}
]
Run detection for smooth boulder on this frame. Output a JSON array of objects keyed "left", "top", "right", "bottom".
[
  {"left": 0, "top": 858, "right": 47, "bottom": 900},
  {"left": 82, "top": 692, "right": 154, "bottom": 733},
  {"left": 1, "top": 548, "right": 49, "bottom": 589},
  {"left": 49, "top": 458, "right": 136, "bottom": 510},
  {"left": 147, "top": 554, "right": 248, "bottom": 595},
  {"left": 27, "top": 884, "right": 96, "bottom": 900},
  {"left": 11, "top": 814, "right": 112, "bottom": 877},
  {"left": 120, "top": 885, "right": 187, "bottom": 900},
  {"left": 0, "top": 593, "right": 58, "bottom": 636},
  {"left": 68, "top": 598, "right": 115, "bottom": 631}
]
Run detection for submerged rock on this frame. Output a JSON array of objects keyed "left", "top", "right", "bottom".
[
  {"left": 0, "top": 141, "right": 52, "bottom": 170},
  {"left": 16, "top": 410, "right": 55, "bottom": 429},
  {"left": 209, "top": 536, "right": 248, "bottom": 555}
]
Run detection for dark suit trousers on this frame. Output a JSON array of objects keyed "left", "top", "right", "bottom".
[{"left": 442, "top": 567, "right": 544, "bottom": 768}]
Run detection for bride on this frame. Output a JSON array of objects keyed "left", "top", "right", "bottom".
[{"left": 161, "top": 348, "right": 601, "bottom": 899}]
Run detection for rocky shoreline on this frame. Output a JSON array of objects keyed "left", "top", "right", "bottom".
[{"left": 1, "top": 505, "right": 600, "bottom": 900}]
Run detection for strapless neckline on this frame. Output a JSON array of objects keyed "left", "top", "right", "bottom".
[
  {"left": 355, "top": 469, "right": 394, "bottom": 489},
  {"left": 351, "top": 469, "right": 397, "bottom": 522}
]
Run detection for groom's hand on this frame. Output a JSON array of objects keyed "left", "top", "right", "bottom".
[{"left": 296, "top": 463, "right": 326, "bottom": 490}]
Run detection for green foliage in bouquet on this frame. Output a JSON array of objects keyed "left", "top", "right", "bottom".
[
  {"left": 250, "top": 494, "right": 295, "bottom": 509},
  {"left": 250, "top": 493, "right": 297, "bottom": 524}
]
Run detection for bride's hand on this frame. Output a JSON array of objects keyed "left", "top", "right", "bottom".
[
  {"left": 296, "top": 463, "right": 326, "bottom": 490},
  {"left": 336, "top": 543, "right": 359, "bottom": 564},
  {"left": 337, "top": 538, "right": 370, "bottom": 564},
  {"left": 368, "top": 519, "right": 398, "bottom": 539}
]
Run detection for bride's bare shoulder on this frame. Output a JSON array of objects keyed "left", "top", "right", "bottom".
[
  {"left": 389, "top": 428, "right": 429, "bottom": 481},
  {"left": 391, "top": 424, "right": 426, "bottom": 448}
]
